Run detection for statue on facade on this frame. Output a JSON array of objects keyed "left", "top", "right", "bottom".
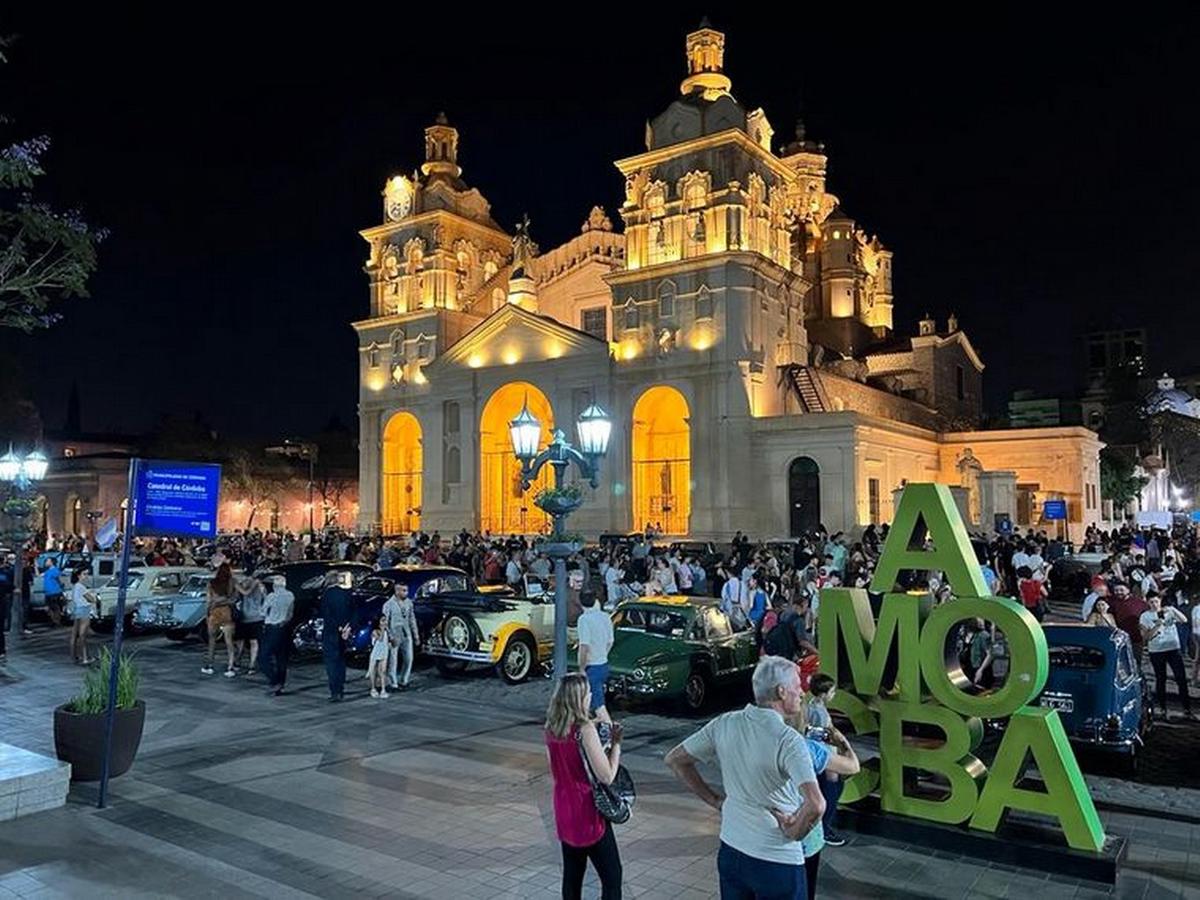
[{"left": 511, "top": 214, "right": 539, "bottom": 278}]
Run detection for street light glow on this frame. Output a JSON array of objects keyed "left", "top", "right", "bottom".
[
  {"left": 509, "top": 400, "right": 542, "bottom": 461},
  {"left": 576, "top": 403, "right": 612, "bottom": 457}
]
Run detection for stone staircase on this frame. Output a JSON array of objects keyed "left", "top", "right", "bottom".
[{"left": 0, "top": 743, "right": 70, "bottom": 821}]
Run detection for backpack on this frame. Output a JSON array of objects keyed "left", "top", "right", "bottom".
[{"left": 764, "top": 611, "right": 800, "bottom": 659}]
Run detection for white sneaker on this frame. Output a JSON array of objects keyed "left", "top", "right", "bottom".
[
  {"left": 224, "top": 669, "right": 237, "bottom": 678},
  {"left": 380, "top": 690, "right": 389, "bottom": 698},
  {"left": 370, "top": 689, "right": 379, "bottom": 698},
  {"left": 201, "top": 666, "right": 214, "bottom": 675}
]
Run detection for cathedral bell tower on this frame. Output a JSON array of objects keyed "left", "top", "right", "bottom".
[
  {"left": 421, "top": 112, "right": 461, "bottom": 180},
  {"left": 680, "top": 21, "right": 733, "bottom": 100}
]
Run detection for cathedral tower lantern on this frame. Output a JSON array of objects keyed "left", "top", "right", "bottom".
[
  {"left": 422, "top": 112, "right": 461, "bottom": 180},
  {"left": 680, "top": 21, "right": 733, "bottom": 101}
]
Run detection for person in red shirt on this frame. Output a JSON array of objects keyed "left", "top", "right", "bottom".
[{"left": 1017, "top": 566, "right": 1048, "bottom": 621}]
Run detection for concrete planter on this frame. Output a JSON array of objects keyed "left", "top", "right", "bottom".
[{"left": 53, "top": 700, "right": 146, "bottom": 782}]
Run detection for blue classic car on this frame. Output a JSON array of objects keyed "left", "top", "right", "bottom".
[
  {"left": 291, "top": 565, "right": 473, "bottom": 655},
  {"left": 1038, "top": 624, "right": 1150, "bottom": 775}
]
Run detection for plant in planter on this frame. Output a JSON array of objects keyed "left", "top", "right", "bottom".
[
  {"left": 53, "top": 647, "right": 146, "bottom": 782},
  {"left": 534, "top": 483, "right": 584, "bottom": 516}
]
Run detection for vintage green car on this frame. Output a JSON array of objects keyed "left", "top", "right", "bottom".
[{"left": 601, "top": 596, "right": 757, "bottom": 711}]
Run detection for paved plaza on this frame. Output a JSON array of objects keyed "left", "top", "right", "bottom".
[{"left": 1, "top": 628, "right": 1198, "bottom": 899}]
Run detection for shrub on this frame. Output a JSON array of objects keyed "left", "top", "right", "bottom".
[{"left": 70, "top": 647, "right": 140, "bottom": 714}]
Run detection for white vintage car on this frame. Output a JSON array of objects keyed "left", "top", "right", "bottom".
[
  {"left": 90, "top": 566, "right": 210, "bottom": 626},
  {"left": 424, "top": 577, "right": 562, "bottom": 683}
]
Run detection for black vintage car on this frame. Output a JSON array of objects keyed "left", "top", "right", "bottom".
[
  {"left": 253, "top": 560, "right": 374, "bottom": 632},
  {"left": 290, "top": 564, "right": 475, "bottom": 655}
]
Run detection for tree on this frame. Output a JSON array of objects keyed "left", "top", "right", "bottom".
[
  {"left": 0, "top": 37, "right": 105, "bottom": 330},
  {"left": 1099, "top": 447, "right": 1148, "bottom": 510},
  {"left": 224, "top": 449, "right": 295, "bottom": 530}
]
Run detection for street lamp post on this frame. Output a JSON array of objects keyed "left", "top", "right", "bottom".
[
  {"left": 0, "top": 447, "right": 49, "bottom": 636},
  {"left": 266, "top": 440, "right": 319, "bottom": 537},
  {"left": 510, "top": 401, "right": 611, "bottom": 680}
]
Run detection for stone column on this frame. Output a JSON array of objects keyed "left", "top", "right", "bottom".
[{"left": 977, "top": 470, "right": 1017, "bottom": 535}]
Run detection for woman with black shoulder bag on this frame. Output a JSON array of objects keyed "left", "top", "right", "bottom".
[{"left": 545, "top": 672, "right": 624, "bottom": 899}]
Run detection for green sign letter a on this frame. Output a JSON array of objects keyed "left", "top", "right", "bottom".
[
  {"left": 970, "top": 707, "right": 1106, "bottom": 852},
  {"left": 870, "top": 483, "right": 989, "bottom": 598}
]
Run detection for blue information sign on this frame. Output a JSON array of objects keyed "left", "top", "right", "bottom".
[
  {"left": 1042, "top": 499, "right": 1068, "bottom": 521},
  {"left": 1191, "top": 510, "right": 1200, "bottom": 523},
  {"left": 133, "top": 460, "right": 222, "bottom": 538}
]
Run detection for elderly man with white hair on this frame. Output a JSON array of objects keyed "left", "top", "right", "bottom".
[{"left": 665, "top": 655, "right": 824, "bottom": 899}]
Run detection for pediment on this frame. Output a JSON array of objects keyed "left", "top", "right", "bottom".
[{"left": 433, "top": 303, "right": 607, "bottom": 372}]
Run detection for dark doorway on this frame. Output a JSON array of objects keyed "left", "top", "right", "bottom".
[{"left": 788, "top": 457, "right": 821, "bottom": 537}]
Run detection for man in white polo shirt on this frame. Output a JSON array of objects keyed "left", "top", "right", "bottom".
[
  {"left": 665, "top": 656, "right": 824, "bottom": 899},
  {"left": 576, "top": 592, "right": 615, "bottom": 725}
]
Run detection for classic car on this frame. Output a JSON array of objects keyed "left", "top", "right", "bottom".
[
  {"left": 134, "top": 572, "right": 215, "bottom": 640},
  {"left": 253, "top": 560, "right": 374, "bottom": 631},
  {"left": 89, "top": 566, "right": 210, "bottom": 627},
  {"left": 290, "top": 565, "right": 473, "bottom": 654},
  {"left": 1037, "top": 623, "right": 1150, "bottom": 775},
  {"left": 31, "top": 551, "right": 120, "bottom": 613},
  {"left": 599, "top": 596, "right": 758, "bottom": 712},
  {"left": 423, "top": 584, "right": 557, "bottom": 684}
]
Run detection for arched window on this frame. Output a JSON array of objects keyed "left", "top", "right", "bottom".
[
  {"left": 624, "top": 298, "right": 639, "bottom": 331},
  {"left": 632, "top": 386, "right": 691, "bottom": 535},
  {"left": 658, "top": 281, "right": 676, "bottom": 319},
  {"left": 695, "top": 285, "right": 713, "bottom": 320}
]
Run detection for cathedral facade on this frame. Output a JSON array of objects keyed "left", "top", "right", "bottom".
[{"left": 353, "top": 25, "right": 1103, "bottom": 541}]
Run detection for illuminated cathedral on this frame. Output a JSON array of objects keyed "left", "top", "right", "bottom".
[{"left": 354, "top": 24, "right": 1103, "bottom": 540}]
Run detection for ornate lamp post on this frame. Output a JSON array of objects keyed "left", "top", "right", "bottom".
[
  {"left": 0, "top": 447, "right": 49, "bottom": 635},
  {"left": 510, "top": 400, "right": 611, "bottom": 679}
]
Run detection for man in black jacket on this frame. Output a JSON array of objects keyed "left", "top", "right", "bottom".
[{"left": 320, "top": 574, "right": 354, "bottom": 701}]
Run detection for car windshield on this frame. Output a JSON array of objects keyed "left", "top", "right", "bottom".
[
  {"left": 1049, "top": 645, "right": 1106, "bottom": 669},
  {"left": 615, "top": 607, "right": 691, "bottom": 637},
  {"left": 183, "top": 576, "right": 212, "bottom": 594},
  {"left": 105, "top": 572, "right": 144, "bottom": 590}
]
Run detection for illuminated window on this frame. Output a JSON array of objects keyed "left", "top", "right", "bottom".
[
  {"left": 833, "top": 230, "right": 841, "bottom": 240},
  {"left": 581, "top": 308, "right": 607, "bottom": 341}
]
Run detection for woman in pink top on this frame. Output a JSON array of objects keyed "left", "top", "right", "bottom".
[{"left": 545, "top": 672, "right": 624, "bottom": 899}]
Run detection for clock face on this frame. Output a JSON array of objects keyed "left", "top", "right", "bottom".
[{"left": 385, "top": 176, "right": 413, "bottom": 221}]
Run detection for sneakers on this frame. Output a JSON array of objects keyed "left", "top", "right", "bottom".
[
  {"left": 201, "top": 666, "right": 214, "bottom": 675},
  {"left": 224, "top": 669, "right": 237, "bottom": 678},
  {"left": 380, "top": 690, "right": 389, "bottom": 699},
  {"left": 370, "top": 689, "right": 380, "bottom": 698},
  {"left": 21, "top": 628, "right": 33, "bottom": 636},
  {"left": 824, "top": 831, "right": 847, "bottom": 847}
]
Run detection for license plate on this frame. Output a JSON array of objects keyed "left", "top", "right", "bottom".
[{"left": 1040, "top": 695, "right": 1074, "bottom": 713}]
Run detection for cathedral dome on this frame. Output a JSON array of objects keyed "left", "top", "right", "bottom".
[{"left": 1144, "top": 373, "right": 1200, "bottom": 418}]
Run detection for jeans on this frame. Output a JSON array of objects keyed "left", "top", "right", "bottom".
[
  {"left": 586, "top": 663, "right": 610, "bottom": 711},
  {"left": 0, "top": 592, "right": 9, "bottom": 656},
  {"left": 1150, "top": 648, "right": 1191, "bottom": 714},
  {"left": 819, "top": 772, "right": 843, "bottom": 834},
  {"left": 717, "top": 842, "right": 806, "bottom": 900},
  {"left": 387, "top": 630, "right": 414, "bottom": 687},
  {"left": 804, "top": 852, "right": 821, "bottom": 900},
  {"left": 259, "top": 624, "right": 289, "bottom": 687},
  {"left": 561, "top": 820, "right": 622, "bottom": 900},
  {"left": 323, "top": 635, "right": 346, "bottom": 698}
]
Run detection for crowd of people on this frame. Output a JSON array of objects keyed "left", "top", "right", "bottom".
[{"left": 7, "top": 516, "right": 1200, "bottom": 898}]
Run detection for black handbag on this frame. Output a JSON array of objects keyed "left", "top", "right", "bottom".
[{"left": 577, "top": 731, "right": 636, "bottom": 824}]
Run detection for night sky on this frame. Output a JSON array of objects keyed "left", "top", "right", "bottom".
[{"left": 1, "top": 10, "right": 1195, "bottom": 438}]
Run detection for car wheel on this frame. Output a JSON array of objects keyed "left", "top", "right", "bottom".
[
  {"left": 442, "top": 614, "right": 474, "bottom": 654},
  {"left": 682, "top": 669, "right": 710, "bottom": 712},
  {"left": 499, "top": 633, "right": 536, "bottom": 684}
]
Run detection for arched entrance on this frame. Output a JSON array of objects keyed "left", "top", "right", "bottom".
[
  {"left": 788, "top": 457, "right": 821, "bottom": 537},
  {"left": 479, "top": 382, "right": 554, "bottom": 534},
  {"left": 382, "top": 411, "right": 423, "bottom": 534},
  {"left": 632, "top": 386, "right": 691, "bottom": 535}
]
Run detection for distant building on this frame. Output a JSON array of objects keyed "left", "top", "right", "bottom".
[{"left": 1007, "top": 391, "right": 1082, "bottom": 429}]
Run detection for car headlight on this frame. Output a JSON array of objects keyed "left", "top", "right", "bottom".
[{"left": 631, "top": 668, "right": 647, "bottom": 681}]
